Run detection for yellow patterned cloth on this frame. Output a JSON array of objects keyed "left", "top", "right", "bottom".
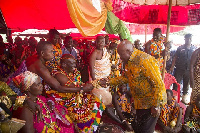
[{"left": 110, "top": 49, "right": 167, "bottom": 109}]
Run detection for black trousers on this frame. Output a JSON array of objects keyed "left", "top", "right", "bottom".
[
  {"left": 131, "top": 109, "right": 158, "bottom": 133},
  {"left": 173, "top": 69, "right": 190, "bottom": 95}
]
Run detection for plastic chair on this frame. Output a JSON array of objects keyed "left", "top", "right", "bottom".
[{"left": 164, "top": 73, "right": 181, "bottom": 103}]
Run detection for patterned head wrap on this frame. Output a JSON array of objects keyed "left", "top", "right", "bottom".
[{"left": 13, "top": 71, "right": 39, "bottom": 92}]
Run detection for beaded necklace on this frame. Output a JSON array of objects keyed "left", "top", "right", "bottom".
[
  {"left": 36, "top": 97, "right": 60, "bottom": 132},
  {"left": 56, "top": 66, "right": 81, "bottom": 87}
]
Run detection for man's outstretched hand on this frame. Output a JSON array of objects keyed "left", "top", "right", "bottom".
[{"left": 82, "top": 83, "right": 94, "bottom": 92}]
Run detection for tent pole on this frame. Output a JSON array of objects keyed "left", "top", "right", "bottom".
[
  {"left": 145, "top": 24, "right": 147, "bottom": 43},
  {"left": 162, "top": 0, "right": 172, "bottom": 80}
]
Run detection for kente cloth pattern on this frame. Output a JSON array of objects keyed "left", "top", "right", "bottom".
[
  {"left": 159, "top": 98, "right": 179, "bottom": 126},
  {"left": 12, "top": 71, "right": 38, "bottom": 92},
  {"left": 185, "top": 104, "right": 200, "bottom": 130},
  {"left": 45, "top": 43, "right": 62, "bottom": 70},
  {"left": 150, "top": 36, "right": 165, "bottom": 72},
  {"left": 94, "top": 47, "right": 111, "bottom": 91},
  {"left": 34, "top": 96, "right": 74, "bottom": 133},
  {"left": 46, "top": 68, "right": 105, "bottom": 132},
  {"left": 117, "top": 91, "right": 131, "bottom": 113},
  {"left": 110, "top": 49, "right": 167, "bottom": 109},
  {"left": 191, "top": 53, "right": 200, "bottom": 103}
]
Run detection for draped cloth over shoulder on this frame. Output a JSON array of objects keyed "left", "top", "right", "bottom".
[{"left": 92, "top": 48, "right": 112, "bottom": 106}]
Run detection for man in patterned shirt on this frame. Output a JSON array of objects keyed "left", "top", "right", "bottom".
[{"left": 109, "top": 40, "right": 167, "bottom": 133}]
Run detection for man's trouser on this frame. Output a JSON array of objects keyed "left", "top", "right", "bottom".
[
  {"left": 131, "top": 109, "right": 158, "bottom": 133},
  {"left": 173, "top": 69, "right": 190, "bottom": 95}
]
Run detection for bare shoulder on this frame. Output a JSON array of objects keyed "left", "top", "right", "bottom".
[
  {"left": 90, "top": 49, "right": 97, "bottom": 56},
  {"left": 89, "top": 49, "right": 97, "bottom": 60},
  {"left": 145, "top": 40, "right": 151, "bottom": 46},
  {"left": 35, "top": 60, "right": 48, "bottom": 73}
]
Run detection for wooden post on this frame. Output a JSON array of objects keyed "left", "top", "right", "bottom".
[{"left": 162, "top": 0, "right": 172, "bottom": 80}]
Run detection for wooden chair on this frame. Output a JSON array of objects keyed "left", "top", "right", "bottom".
[{"left": 164, "top": 73, "right": 181, "bottom": 103}]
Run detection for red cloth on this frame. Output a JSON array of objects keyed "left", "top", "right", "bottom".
[
  {"left": 112, "top": 0, "right": 200, "bottom": 26},
  {"left": 0, "top": 0, "right": 75, "bottom": 30}
]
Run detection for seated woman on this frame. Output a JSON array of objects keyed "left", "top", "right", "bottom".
[
  {"left": 157, "top": 89, "right": 182, "bottom": 133},
  {"left": 46, "top": 54, "right": 105, "bottom": 132},
  {"left": 103, "top": 84, "right": 134, "bottom": 131},
  {"left": 183, "top": 94, "right": 200, "bottom": 133},
  {"left": 12, "top": 71, "right": 74, "bottom": 133},
  {"left": 0, "top": 80, "right": 41, "bottom": 121}
]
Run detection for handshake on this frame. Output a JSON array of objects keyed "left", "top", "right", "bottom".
[{"left": 81, "top": 78, "right": 110, "bottom": 92}]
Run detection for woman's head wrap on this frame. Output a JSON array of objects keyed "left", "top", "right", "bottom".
[{"left": 13, "top": 71, "right": 38, "bottom": 92}]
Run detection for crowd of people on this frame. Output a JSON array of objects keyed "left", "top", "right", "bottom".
[{"left": 0, "top": 28, "right": 199, "bottom": 133}]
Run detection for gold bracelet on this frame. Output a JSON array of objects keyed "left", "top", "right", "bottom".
[{"left": 13, "top": 95, "right": 27, "bottom": 110}]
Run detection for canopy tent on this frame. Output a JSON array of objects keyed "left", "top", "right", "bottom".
[{"left": 0, "top": 0, "right": 188, "bottom": 36}]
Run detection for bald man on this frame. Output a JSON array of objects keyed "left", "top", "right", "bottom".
[{"left": 109, "top": 40, "right": 167, "bottom": 133}]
